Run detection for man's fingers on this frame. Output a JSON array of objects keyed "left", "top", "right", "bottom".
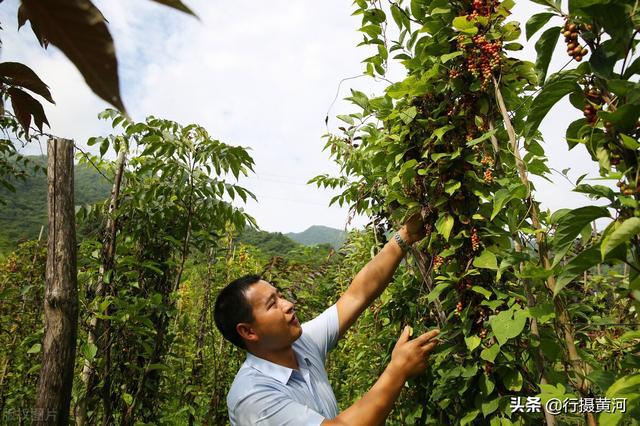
[
  {"left": 421, "top": 341, "right": 438, "bottom": 356},
  {"left": 397, "top": 325, "right": 411, "bottom": 345},
  {"left": 415, "top": 329, "right": 440, "bottom": 345}
]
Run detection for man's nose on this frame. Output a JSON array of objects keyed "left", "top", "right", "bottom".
[{"left": 282, "top": 297, "right": 294, "bottom": 312}]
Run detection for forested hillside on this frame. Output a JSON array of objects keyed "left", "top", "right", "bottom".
[{"left": 0, "top": 156, "right": 111, "bottom": 253}]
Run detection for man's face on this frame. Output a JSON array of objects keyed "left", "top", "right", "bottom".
[{"left": 242, "top": 280, "right": 302, "bottom": 350}]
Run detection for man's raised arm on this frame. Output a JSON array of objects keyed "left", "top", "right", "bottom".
[
  {"left": 336, "top": 215, "right": 426, "bottom": 337},
  {"left": 322, "top": 326, "right": 439, "bottom": 426}
]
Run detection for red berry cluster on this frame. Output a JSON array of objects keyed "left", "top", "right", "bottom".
[
  {"left": 471, "top": 228, "right": 481, "bottom": 251},
  {"left": 433, "top": 255, "right": 444, "bottom": 270},
  {"left": 479, "top": 328, "right": 488, "bottom": 339},
  {"left": 449, "top": 68, "right": 461, "bottom": 79},
  {"left": 467, "top": 0, "right": 499, "bottom": 19},
  {"left": 563, "top": 22, "right": 589, "bottom": 62},
  {"left": 455, "top": 301, "right": 464, "bottom": 314},
  {"left": 465, "top": 35, "right": 502, "bottom": 89},
  {"left": 480, "top": 153, "right": 494, "bottom": 167},
  {"left": 483, "top": 168, "right": 493, "bottom": 183}
]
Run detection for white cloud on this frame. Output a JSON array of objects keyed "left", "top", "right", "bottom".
[{"left": 1, "top": 0, "right": 611, "bottom": 233}]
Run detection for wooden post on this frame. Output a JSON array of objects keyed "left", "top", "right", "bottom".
[{"left": 34, "top": 138, "right": 78, "bottom": 425}]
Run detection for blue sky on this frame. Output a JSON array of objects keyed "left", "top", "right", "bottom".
[{"left": 1, "top": 0, "right": 609, "bottom": 233}]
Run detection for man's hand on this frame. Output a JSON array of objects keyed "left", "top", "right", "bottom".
[
  {"left": 323, "top": 325, "right": 441, "bottom": 426},
  {"left": 398, "top": 212, "right": 426, "bottom": 245},
  {"left": 389, "top": 326, "right": 440, "bottom": 379}
]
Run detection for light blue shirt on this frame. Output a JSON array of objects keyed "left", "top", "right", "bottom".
[{"left": 227, "top": 304, "right": 340, "bottom": 425}]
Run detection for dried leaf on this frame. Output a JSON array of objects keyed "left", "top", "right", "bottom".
[
  {"left": 0, "top": 62, "right": 54, "bottom": 103},
  {"left": 18, "top": 3, "right": 48, "bottom": 47},
  {"left": 8, "top": 87, "right": 50, "bottom": 136},
  {"left": 17, "top": 4, "right": 28, "bottom": 30},
  {"left": 20, "top": 0, "right": 125, "bottom": 112},
  {"left": 149, "top": 0, "right": 196, "bottom": 16}
]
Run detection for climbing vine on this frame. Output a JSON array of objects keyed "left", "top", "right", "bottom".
[{"left": 314, "top": 0, "right": 639, "bottom": 424}]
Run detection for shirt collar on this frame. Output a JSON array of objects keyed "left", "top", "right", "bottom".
[{"left": 245, "top": 348, "right": 312, "bottom": 385}]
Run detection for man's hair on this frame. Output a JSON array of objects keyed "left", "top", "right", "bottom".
[{"left": 214, "top": 274, "right": 262, "bottom": 349}]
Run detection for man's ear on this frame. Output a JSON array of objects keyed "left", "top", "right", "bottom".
[{"left": 237, "top": 322, "right": 259, "bottom": 343}]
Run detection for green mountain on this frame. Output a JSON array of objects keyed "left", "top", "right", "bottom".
[
  {"left": 0, "top": 155, "right": 111, "bottom": 253},
  {"left": 0, "top": 156, "right": 346, "bottom": 256},
  {"left": 236, "top": 228, "right": 299, "bottom": 258},
  {"left": 286, "top": 225, "right": 346, "bottom": 248}
]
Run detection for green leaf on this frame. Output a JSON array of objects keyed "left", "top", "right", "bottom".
[
  {"left": 552, "top": 206, "right": 609, "bottom": 249},
  {"left": 480, "top": 374, "right": 495, "bottom": 396},
  {"left": 525, "top": 13, "right": 555, "bottom": 40},
  {"left": 569, "top": 0, "right": 613, "bottom": 13},
  {"left": 554, "top": 247, "right": 600, "bottom": 296},
  {"left": 453, "top": 16, "right": 478, "bottom": 35},
  {"left": 504, "top": 42, "right": 523, "bottom": 50},
  {"left": 534, "top": 26, "right": 561, "bottom": 84},
  {"left": 490, "top": 184, "right": 526, "bottom": 220},
  {"left": 600, "top": 373, "right": 640, "bottom": 425},
  {"left": 466, "top": 129, "right": 497, "bottom": 147},
  {"left": 601, "top": 218, "right": 640, "bottom": 260},
  {"left": 433, "top": 125, "right": 455, "bottom": 141},
  {"left": 473, "top": 250, "right": 498, "bottom": 270},
  {"left": 100, "top": 138, "right": 109, "bottom": 157},
  {"left": 599, "top": 104, "right": 640, "bottom": 133},
  {"left": 441, "top": 51, "right": 463, "bottom": 63},
  {"left": 504, "top": 370, "right": 523, "bottom": 391},
  {"left": 427, "top": 282, "right": 449, "bottom": 303},
  {"left": 399, "top": 106, "right": 417, "bottom": 124},
  {"left": 481, "top": 397, "right": 500, "bottom": 417},
  {"left": 480, "top": 344, "right": 500, "bottom": 363},
  {"left": 123, "top": 392, "right": 133, "bottom": 406},
  {"left": 587, "top": 370, "right": 616, "bottom": 392},
  {"left": 470, "top": 285, "right": 492, "bottom": 299},
  {"left": 491, "top": 189, "right": 510, "bottom": 220},
  {"left": 501, "top": 22, "right": 521, "bottom": 41},
  {"left": 465, "top": 335, "right": 481, "bottom": 352},
  {"left": 460, "top": 409, "right": 480, "bottom": 426},
  {"left": 620, "top": 134, "right": 640, "bottom": 150},
  {"left": 489, "top": 308, "right": 529, "bottom": 346},
  {"left": 574, "top": 184, "right": 616, "bottom": 201},
  {"left": 390, "top": 4, "right": 405, "bottom": 29},
  {"left": 82, "top": 342, "right": 98, "bottom": 360},
  {"left": 444, "top": 180, "right": 461, "bottom": 195},
  {"left": 526, "top": 73, "right": 581, "bottom": 138},
  {"left": 435, "top": 214, "right": 454, "bottom": 241},
  {"left": 27, "top": 343, "right": 42, "bottom": 354}
]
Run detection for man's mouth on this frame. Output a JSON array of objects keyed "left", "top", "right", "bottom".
[{"left": 289, "top": 314, "right": 300, "bottom": 326}]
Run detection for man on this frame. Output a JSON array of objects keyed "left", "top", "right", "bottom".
[{"left": 214, "top": 215, "right": 440, "bottom": 425}]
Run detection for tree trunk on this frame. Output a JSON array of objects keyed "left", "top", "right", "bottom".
[
  {"left": 76, "top": 148, "right": 127, "bottom": 426},
  {"left": 34, "top": 138, "right": 78, "bottom": 425}
]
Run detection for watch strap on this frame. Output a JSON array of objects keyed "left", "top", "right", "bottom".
[{"left": 394, "top": 232, "right": 411, "bottom": 252}]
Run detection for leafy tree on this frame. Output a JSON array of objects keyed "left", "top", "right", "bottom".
[{"left": 73, "top": 109, "right": 256, "bottom": 424}]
